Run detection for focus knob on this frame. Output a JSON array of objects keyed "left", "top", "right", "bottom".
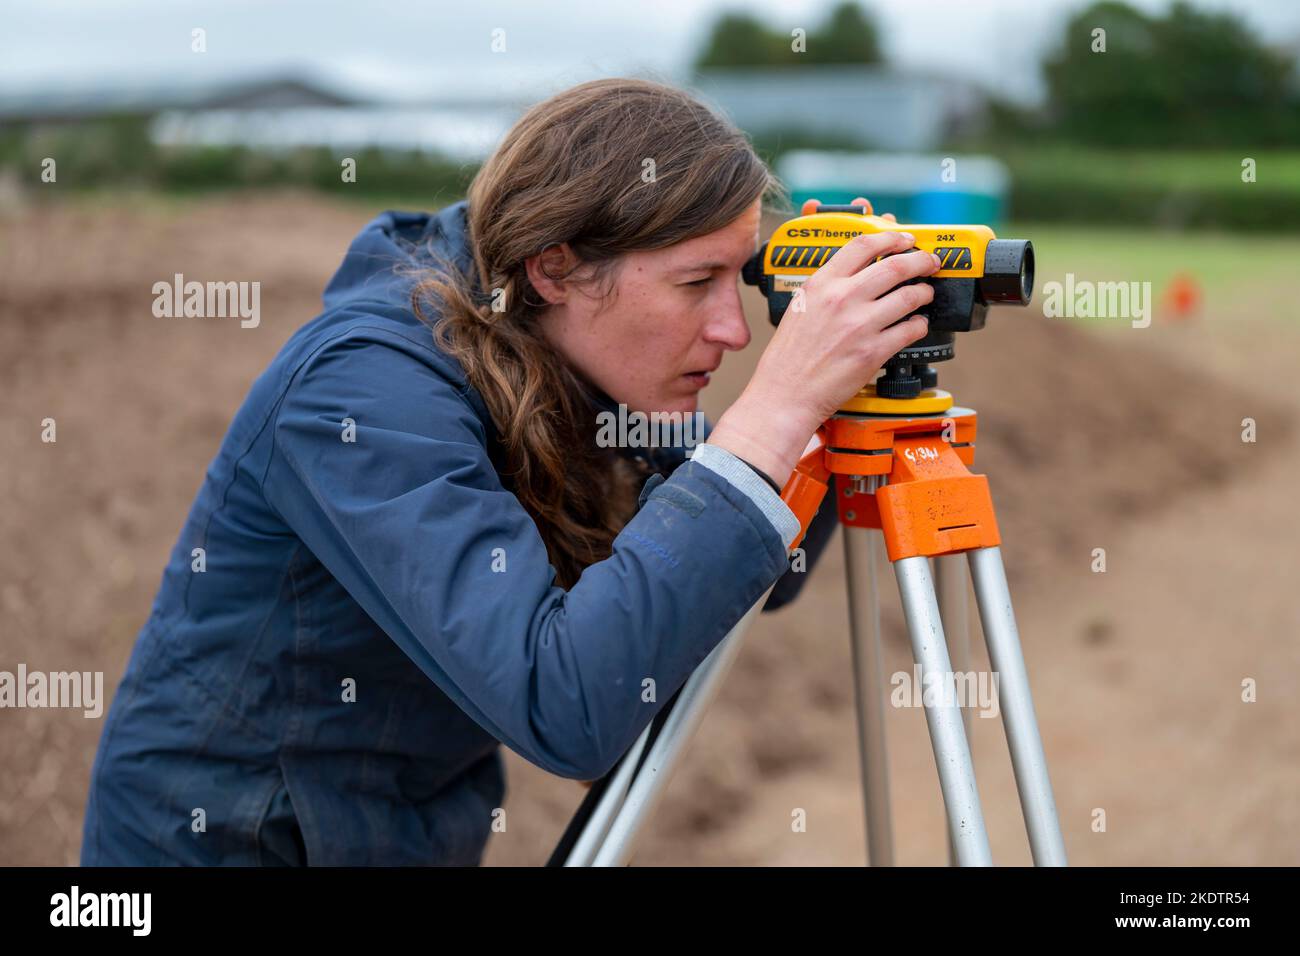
[{"left": 875, "top": 366, "right": 923, "bottom": 399}]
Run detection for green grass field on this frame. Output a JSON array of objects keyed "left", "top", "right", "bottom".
[
  {"left": 1009, "top": 222, "right": 1300, "bottom": 323},
  {"left": 1004, "top": 149, "right": 1300, "bottom": 191}
]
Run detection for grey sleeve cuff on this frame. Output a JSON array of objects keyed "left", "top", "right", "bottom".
[{"left": 689, "top": 443, "right": 800, "bottom": 550}]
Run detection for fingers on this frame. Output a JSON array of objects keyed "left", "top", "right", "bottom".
[
  {"left": 817, "top": 230, "right": 915, "bottom": 281},
  {"left": 853, "top": 249, "right": 941, "bottom": 301},
  {"left": 868, "top": 280, "right": 936, "bottom": 328},
  {"left": 876, "top": 314, "right": 930, "bottom": 355}
]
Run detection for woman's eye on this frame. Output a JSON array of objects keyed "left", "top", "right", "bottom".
[{"left": 684, "top": 276, "right": 711, "bottom": 287}]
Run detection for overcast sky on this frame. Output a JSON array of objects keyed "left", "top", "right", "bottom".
[{"left": 3, "top": 0, "right": 1298, "bottom": 107}]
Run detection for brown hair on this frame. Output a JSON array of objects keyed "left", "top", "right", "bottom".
[{"left": 413, "top": 77, "right": 782, "bottom": 587}]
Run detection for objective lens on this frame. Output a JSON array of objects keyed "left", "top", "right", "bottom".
[{"left": 979, "top": 239, "right": 1034, "bottom": 305}]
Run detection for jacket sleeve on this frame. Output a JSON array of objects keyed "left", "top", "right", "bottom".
[
  {"left": 262, "top": 327, "right": 791, "bottom": 780},
  {"left": 763, "top": 486, "right": 839, "bottom": 611}
]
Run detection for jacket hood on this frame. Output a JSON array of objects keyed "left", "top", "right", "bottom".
[{"left": 321, "top": 200, "right": 478, "bottom": 312}]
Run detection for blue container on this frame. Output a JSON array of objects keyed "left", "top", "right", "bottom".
[{"left": 782, "top": 151, "right": 1009, "bottom": 228}]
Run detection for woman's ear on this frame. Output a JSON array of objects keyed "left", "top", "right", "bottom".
[{"left": 524, "top": 242, "right": 579, "bottom": 306}]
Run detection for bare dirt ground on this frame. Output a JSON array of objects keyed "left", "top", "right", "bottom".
[{"left": 1, "top": 193, "right": 1296, "bottom": 865}]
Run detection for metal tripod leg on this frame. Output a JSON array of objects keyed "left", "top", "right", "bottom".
[
  {"left": 586, "top": 589, "right": 773, "bottom": 866},
  {"left": 562, "top": 721, "right": 652, "bottom": 866},
  {"left": 935, "top": 554, "right": 971, "bottom": 866},
  {"left": 842, "top": 525, "right": 895, "bottom": 866},
  {"left": 894, "top": 555, "right": 994, "bottom": 866},
  {"left": 967, "top": 546, "right": 1068, "bottom": 866}
]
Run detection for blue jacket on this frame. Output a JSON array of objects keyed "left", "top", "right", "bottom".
[{"left": 81, "top": 202, "right": 835, "bottom": 866}]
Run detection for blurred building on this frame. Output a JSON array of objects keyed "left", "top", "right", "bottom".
[
  {"left": 0, "top": 75, "right": 357, "bottom": 126},
  {"left": 0, "top": 74, "right": 524, "bottom": 162},
  {"left": 689, "top": 65, "right": 987, "bottom": 152},
  {"left": 1, "top": 65, "right": 994, "bottom": 169}
]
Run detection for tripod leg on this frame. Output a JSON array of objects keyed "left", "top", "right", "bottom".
[
  {"left": 935, "top": 554, "right": 972, "bottom": 866},
  {"left": 967, "top": 546, "right": 1068, "bottom": 866},
  {"left": 843, "top": 526, "right": 895, "bottom": 866},
  {"left": 936, "top": 556, "right": 972, "bottom": 713},
  {"left": 894, "top": 556, "right": 993, "bottom": 866},
  {"left": 562, "top": 721, "right": 652, "bottom": 866},
  {"left": 588, "top": 589, "right": 772, "bottom": 866}
]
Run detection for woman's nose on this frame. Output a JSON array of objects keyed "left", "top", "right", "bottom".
[{"left": 703, "top": 289, "right": 752, "bottom": 351}]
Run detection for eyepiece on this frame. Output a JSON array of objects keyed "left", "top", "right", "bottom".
[{"left": 979, "top": 239, "right": 1034, "bottom": 305}]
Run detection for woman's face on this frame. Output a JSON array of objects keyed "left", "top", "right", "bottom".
[{"left": 531, "top": 199, "right": 763, "bottom": 416}]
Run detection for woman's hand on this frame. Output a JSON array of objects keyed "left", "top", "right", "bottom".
[{"left": 709, "top": 206, "right": 939, "bottom": 489}]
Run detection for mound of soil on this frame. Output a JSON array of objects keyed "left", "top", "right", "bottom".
[{"left": 0, "top": 195, "right": 1292, "bottom": 865}]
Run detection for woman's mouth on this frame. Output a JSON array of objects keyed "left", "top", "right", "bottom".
[{"left": 682, "top": 371, "right": 712, "bottom": 389}]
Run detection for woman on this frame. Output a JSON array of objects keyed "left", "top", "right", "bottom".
[{"left": 81, "top": 78, "right": 937, "bottom": 865}]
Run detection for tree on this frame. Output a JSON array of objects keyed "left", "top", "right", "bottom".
[
  {"left": 806, "top": 2, "right": 882, "bottom": 66},
  {"left": 694, "top": 2, "right": 883, "bottom": 70},
  {"left": 694, "top": 12, "right": 786, "bottom": 69},
  {"left": 1040, "top": 1, "right": 1299, "bottom": 146}
]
